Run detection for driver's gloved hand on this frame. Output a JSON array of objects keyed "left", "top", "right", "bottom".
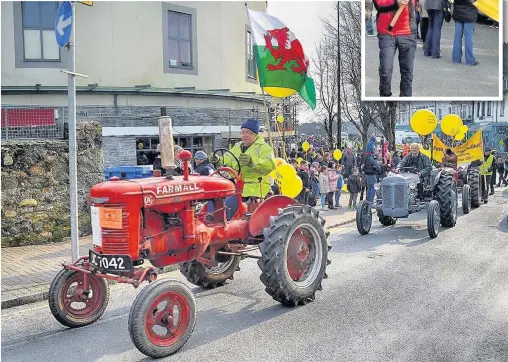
[
  {"left": 209, "top": 154, "right": 220, "bottom": 164},
  {"left": 239, "top": 153, "right": 252, "bottom": 166}
]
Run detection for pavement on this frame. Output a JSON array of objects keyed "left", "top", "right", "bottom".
[
  {"left": 0, "top": 194, "right": 356, "bottom": 310},
  {"left": 363, "top": 19, "right": 501, "bottom": 98},
  {"left": 2, "top": 187, "right": 507, "bottom": 362}
]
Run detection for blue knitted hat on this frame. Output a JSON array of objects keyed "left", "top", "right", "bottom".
[
  {"left": 241, "top": 119, "right": 260, "bottom": 134},
  {"left": 366, "top": 141, "right": 375, "bottom": 154}
]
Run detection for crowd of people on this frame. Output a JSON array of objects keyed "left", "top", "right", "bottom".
[{"left": 149, "top": 119, "right": 507, "bottom": 213}]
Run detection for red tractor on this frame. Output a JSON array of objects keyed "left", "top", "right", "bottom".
[{"left": 48, "top": 144, "right": 331, "bottom": 358}]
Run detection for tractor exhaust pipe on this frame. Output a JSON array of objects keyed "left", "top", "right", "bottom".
[{"left": 158, "top": 116, "right": 176, "bottom": 171}]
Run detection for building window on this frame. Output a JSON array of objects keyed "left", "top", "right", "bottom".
[
  {"left": 487, "top": 102, "right": 492, "bottom": 117},
  {"left": 167, "top": 11, "right": 192, "bottom": 69},
  {"left": 162, "top": 3, "right": 198, "bottom": 75},
  {"left": 136, "top": 137, "right": 159, "bottom": 165},
  {"left": 14, "top": 2, "right": 66, "bottom": 68},
  {"left": 500, "top": 100, "right": 505, "bottom": 117},
  {"left": 438, "top": 108, "right": 443, "bottom": 119},
  {"left": 246, "top": 29, "right": 257, "bottom": 82},
  {"left": 477, "top": 102, "right": 480, "bottom": 117}
]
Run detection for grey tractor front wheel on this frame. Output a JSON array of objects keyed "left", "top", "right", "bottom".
[
  {"left": 427, "top": 200, "right": 440, "bottom": 238},
  {"left": 356, "top": 200, "right": 372, "bottom": 235},
  {"left": 462, "top": 184, "right": 471, "bottom": 214}
]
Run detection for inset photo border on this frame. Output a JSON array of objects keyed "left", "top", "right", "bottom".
[{"left": 361, "top": 0, "right": 503, "bottom": 101}]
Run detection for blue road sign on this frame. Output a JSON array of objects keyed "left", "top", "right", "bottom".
[{"left": 55, "top": 1, "right": 73, "bottom": 48}]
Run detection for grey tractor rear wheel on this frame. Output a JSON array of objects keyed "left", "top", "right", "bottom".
[
  {"left": 462, "top": 184, "right": 471, "bottom": 214},
  {"left": 356, "top": 200, "right": 372, "bottom": 235},
  {"left": 258, "top": 205, "right": 330, "bottom": 307},
  {"left": 468, "top": 168, "right": 480, "bottom": 208},
  {"left": 427, "top": 200, "right": 440, "bottom": 238},
  {"left": 435, "top": 171, "right": 457, "bottom": 227},
  {"left": 180, "top": 255, "right": 241, "bottom": 289}
]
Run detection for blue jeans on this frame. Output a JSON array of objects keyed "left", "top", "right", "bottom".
[
  {"left": 365, "top": 174, "right": 377, "bottom": 203},
  {"left": 366, "top": 17, "right": 374, "bottom": 35},
  {"left": 312, "top": 180, "right": 320, "bottom": 198},
  {"left": 425, "top": 10, "right": 444, "bottom": 57},
  {"left": 452, "top": 21, "right": 475, "bottom": 65},
  {"left": 334, "top": 190, "right": 342, "bottom": 206},
  {"left": 320, "top": 193, "right": 327, "bottom": 209}
]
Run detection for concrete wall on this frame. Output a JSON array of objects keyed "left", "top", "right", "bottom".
[
  {"left": 1, "top": 122, "right": 104, "bottom": 247},
  {"left": 1, "top": 1, "right": 265, "bottom": 93}
]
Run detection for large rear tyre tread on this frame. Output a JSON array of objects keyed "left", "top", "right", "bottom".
[
  {"left": 48, "top": 268, "right": 110, "bottom": 328},
  {"left": 179, "top": 255, "right": 241, "bottom": 289},
  {"left": 128, "top": 279, "right": 197, "bottom": 359},
  {"left": 435, "top": 171, "right": 457, "bottom": 227},
  {"left": 258, "top": 205, "right": 329, "bottom": 307}
]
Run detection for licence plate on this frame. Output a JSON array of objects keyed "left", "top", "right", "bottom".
[{"left": 89, "top": 250, "right": 132, "bottom": 272}]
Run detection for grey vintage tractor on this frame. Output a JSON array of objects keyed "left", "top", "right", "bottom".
[
  {"left": 356, "top": 166, "right": 458, "bottom": 238},
  {"left": 456, "top": 164, "right": 481, "bottom": 214}
]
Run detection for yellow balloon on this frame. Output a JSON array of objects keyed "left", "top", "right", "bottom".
[
  {"left": 297, "top": 157, "right": 303, "bottom": 165},
  {"left": 459, "top": 125, "right": 468, "bottom": 134},
  {"left": 441, "top": 114, "right": 463, "bottom": 136},
  {"left": 277, "top": 115, "right": 284, "bottom": 124},
  {"left": 264, "top": 87, "right": 297, "bottom": 98},
  {"left": 275, "top": 163, "right": 296, "bottom": 181},
  {"left": 302, "top": 141, "right": 310, "bottom": 152},
  {"left": 454, "top": 132, "right": 465, "bottom": 141},
  {"left": 410, "top": 109, "right": 438, "bottom": 136},
  {"left": 274, "top": 158, "right": 287, "bottom": 167},
  {"left": 333, "top": 149, "right": 342, "bottom": 161},
  {"left": 280, "top": 175, "right": 303, "bottom": 199}
]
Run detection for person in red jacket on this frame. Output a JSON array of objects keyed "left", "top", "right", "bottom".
[{"left": 373, "top": 0, "right": 417, "bottom": 97}]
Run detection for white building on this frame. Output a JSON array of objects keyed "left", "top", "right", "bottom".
[{"left": 1, "top": 1, "right": 275, "bottom": 166}]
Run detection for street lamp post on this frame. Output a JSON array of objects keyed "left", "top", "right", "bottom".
[{"left": 337, "top": 1, "right": 341, "bottom": 149}]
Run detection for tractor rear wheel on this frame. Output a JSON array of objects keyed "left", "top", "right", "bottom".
[
  {"left": 258, "top": 205, "right": 330, "bottom": 307},
  {"left": 435, "top": 171, "right": 457, "bottom": 227},
  {"left": 179, "top": 254, "right": 241, "bottom": 289},
  {"left": 129, "top": 279, "right": 197, "bottom": 359},
  {"left": 468, "top": 168, "right": 480, "bottom": 208},
  {"left": 377, "top": 209, "right": 397, "bottom": 226},
  {"left": 356, "top": 200, "right": 372, "bottom": 235},
  {"left": 462, "top": 184, "right": 471, "bottom": 214},
  {"left": 48, "top": 269, "right": 110, "bottom": 328}
]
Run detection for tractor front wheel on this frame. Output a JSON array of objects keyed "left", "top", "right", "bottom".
[
  {"left": 48, "top": 268, "right": 110, "bottom": 328},
  {"left": 468, "top": 168, "right": 481, "bottom": 208},
  {"left": 435, "top": 171, "right": 458, "bottom": 227},
  {"left": 179, "top": 254, "right": 241, "bottom": 289},
  {"left": 356, "top": 200, "right": 372, "bottom": 235},
  {"left": 258, "top": 205, "right": 330, "bottom": 307},
  {"left": 128, "top": 279, "right": 197, "bottom": 359},
  {"left": 462, "top": 184, "right": 471, "bottom": 214},
  {"left": 427, "top": 200, "right": 440, "bottom": 238}
]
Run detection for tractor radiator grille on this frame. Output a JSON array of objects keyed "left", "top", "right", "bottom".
[
  {"left": 93, "top": 203, "right": 129, "bottom": 254},
  {"left": 382, "top": 184, "right": 406, "bottom": 209}
]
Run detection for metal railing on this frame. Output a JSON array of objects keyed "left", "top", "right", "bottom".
[{"left": 1, "top": 106, "right": 66, "bottom": 140}]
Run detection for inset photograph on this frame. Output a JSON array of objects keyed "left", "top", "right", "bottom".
[{"left": 362, "top": 0, "right": 502, "bottom": 100}]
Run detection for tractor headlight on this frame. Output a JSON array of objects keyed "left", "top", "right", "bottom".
[
  {"left": 374, "top": 183, "right": 380, "bottom": 190},
  {"left": 409, "top": 182, "right": 416, "bottom": 189}
]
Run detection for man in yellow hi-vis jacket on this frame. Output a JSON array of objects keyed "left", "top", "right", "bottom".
[
  {"left": 211, "top": 119, "right": 275, "bottom": 219},
  {"left": 478, "top": 146, "right": 494, "bottom": 203}
]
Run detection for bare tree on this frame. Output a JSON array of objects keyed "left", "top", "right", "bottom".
[
  {"left": 313, "top": 34, "right": 338, "bottom": 146},
  {"left": 320, "top": 1, "right": 376, "bottom": 148},
  {"left": 371, "top": 101, "right": 399, "bottom": 150}
]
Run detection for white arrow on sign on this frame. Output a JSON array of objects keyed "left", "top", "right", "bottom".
[{"left": 56, "top": 14, "right": 72, "bottom": 36}]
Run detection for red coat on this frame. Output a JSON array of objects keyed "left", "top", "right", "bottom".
[{"left": 373, "top": 0, "right": 416, "bottom": 36}]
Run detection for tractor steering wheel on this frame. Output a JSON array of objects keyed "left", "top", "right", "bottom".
[
  {"left": 397, "top": 166, "right": 420, "bottom": 174},
  {"left": 211, "top": 148, "right": 241, "bottom": 181}
]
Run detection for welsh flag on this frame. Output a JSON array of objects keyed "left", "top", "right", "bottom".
[{"left": 247, "top": 8, "right": 316, "bottom": 109}]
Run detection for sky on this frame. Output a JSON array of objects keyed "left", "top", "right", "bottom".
[{"left": 266, "top": 1, "right": 336, "bottom": 123}]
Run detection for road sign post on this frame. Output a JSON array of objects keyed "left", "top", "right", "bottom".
[{"left": 56, "top": 1, "right": 87, "bottom": 262}]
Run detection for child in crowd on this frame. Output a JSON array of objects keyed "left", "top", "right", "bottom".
[
  {"left": 347, "top": 168, "right": 362, "bottom": 208},
  {"left": 318, "top": 164, "right": 330, "bottom": 210}
]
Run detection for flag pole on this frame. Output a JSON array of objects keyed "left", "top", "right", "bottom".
[{"left": 245, "top": 2, "right": 274, "bottom": 153}]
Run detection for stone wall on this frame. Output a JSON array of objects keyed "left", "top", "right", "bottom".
[
  {"left": 1, "top": 122, "right": 104, "bottom": 247},
  {"left": 102, "top": 136, "right": 137, "bottom": 168}
]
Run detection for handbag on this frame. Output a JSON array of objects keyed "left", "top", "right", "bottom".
[{"left": 444, "top": 8, "right": 452, "bottom": 22}]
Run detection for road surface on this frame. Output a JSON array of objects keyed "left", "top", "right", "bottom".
[{"left": 2, "top": 188, "right": 508, "bottom": 362}]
